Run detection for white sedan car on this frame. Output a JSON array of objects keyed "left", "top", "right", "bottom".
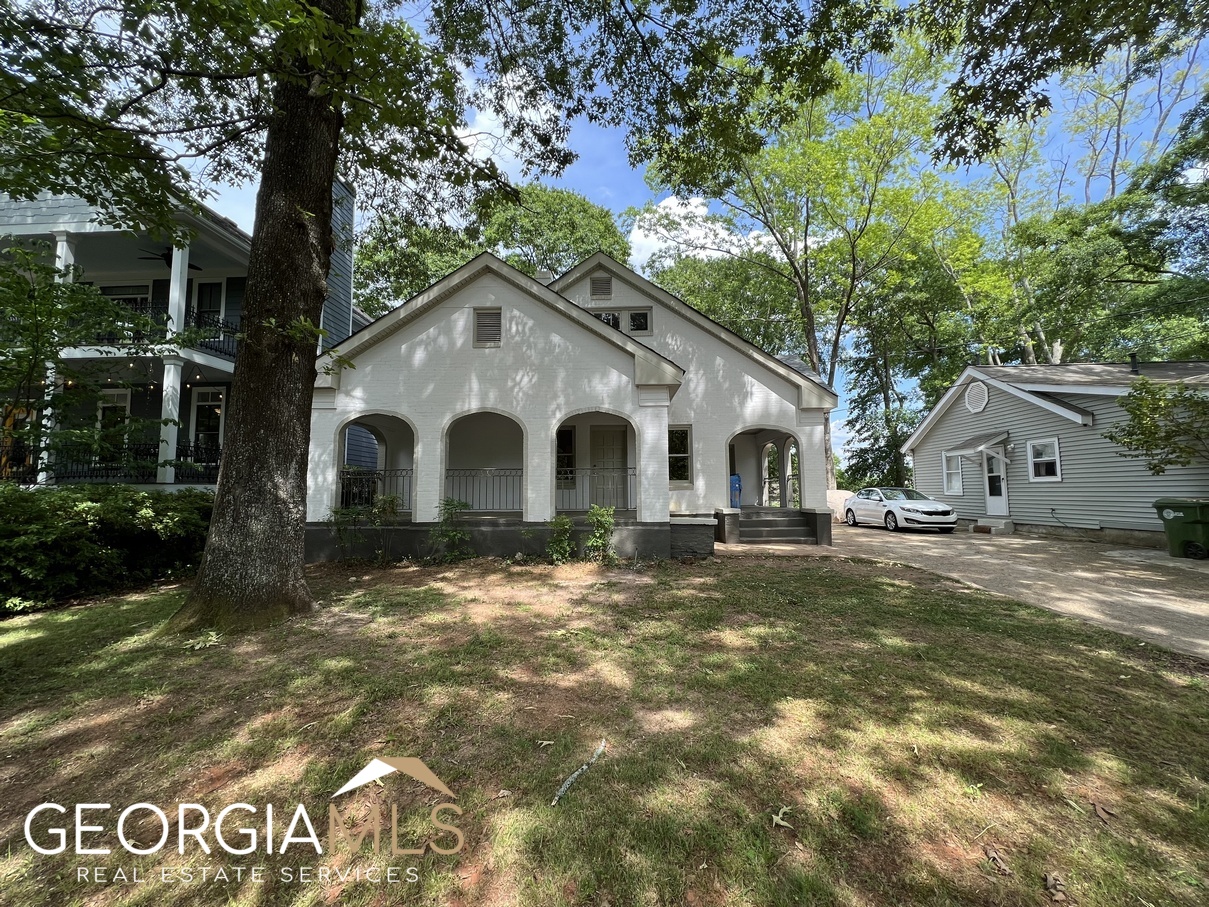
[{"left": 843, "top": 487, "right": 958, "bottom": 533}]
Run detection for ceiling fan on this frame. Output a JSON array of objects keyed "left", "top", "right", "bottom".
[{"left": 138, "top": 247, "right": 202, "bottom": 271}]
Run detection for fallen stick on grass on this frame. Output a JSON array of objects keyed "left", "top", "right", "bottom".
[{"left": 551, "top": 739, "right": 607, "bottom": 806}]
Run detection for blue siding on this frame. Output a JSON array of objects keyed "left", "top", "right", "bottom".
[
  {"left": 344, "top": 425, "right": 378, "bottom": 469},
  {"left": 320, "top": 180, "right": 355, "bottom": 348}
]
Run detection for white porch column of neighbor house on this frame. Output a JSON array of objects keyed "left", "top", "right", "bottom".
[
  {"left": 795, "top": 409, "right": 829, "bottom": 510},
  {"left": 635, "top": 393, "right": 671, "bottom": 523},
  {"left": 156, "top": 245, "right": 190, "bottom": 484},
  {"left": 38, "top": 233, "right": 77, "bottom": 482}
]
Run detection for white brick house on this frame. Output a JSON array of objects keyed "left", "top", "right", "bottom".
[{"left": 306, "top": 252, "right": 837, "bottom": 557}]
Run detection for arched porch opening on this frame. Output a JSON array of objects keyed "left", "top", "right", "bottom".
[
  {"left": 727, "top": 427, "right": 801, "bottom": 509},
  {"left": 553, "top": 411, "right": 638, "bottom": 515},
  {"left": 338, "top": 414, "right": 415, "bottom": 513},
  {"left": 445, "top": 411, "right": 525, "bottom": 514}
]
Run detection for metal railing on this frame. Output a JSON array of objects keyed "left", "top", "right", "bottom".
[
  {"left": 444, "top": 468, "right": 523, "bottom": 511},
  {"left": 1, "top": 441, "right": 222, "bottom": 485},
  {"left": 555, "top": 467, "right": 636, "bottom": 511},
  {"left": 339, "top": 467, "right": 413, "bottom": 512},
  {"left": 89, "top": 302, "right": 169, "bottom": 345},
  {"left": 185, "top": 308, "right": 239, "bottom": 359}
]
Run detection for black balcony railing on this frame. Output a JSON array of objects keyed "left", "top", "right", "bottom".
[
  {"left": 185, "top": 308, "right": 239, "bottom": 359},
  {"left": 338, "top": 467, "right": 413, "bottom": 512},
  {"left": 555, "top": 467, "right": 636, "bottom": 511},
  {"left": 445, "top": 468, "right": 523, "bottom": 511},
  {"left": 0, "top": 441, "right": 221, "bottom": 485},
  {"left": 89, "top": 303, "right": 169, "bottom": 346}
]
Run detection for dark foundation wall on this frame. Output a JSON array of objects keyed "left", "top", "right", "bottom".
[{"left": 305, "top": 520, "right": 676, "bottom": 563}]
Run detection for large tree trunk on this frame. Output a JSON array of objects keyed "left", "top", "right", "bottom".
[{"left": 169, "top": 50, "right": 346, "bottom": 631}]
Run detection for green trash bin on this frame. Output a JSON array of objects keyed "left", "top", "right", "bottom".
[{"left": 1153, "top": 498, "right": 1209, "bottom": 559}]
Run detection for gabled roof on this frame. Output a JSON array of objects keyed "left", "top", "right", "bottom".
[
  {"left": 550, "top": 252, "right": 838, "bottom": 409},
  {"left": 317, "top": 252, "right": 685, "bottom": 392},
  {"left": 901, "top": 365, "right": 1098, "bottom": 454}
]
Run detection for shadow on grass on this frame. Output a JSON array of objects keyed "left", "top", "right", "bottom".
[{"left": 1, "top": 558, "right": 1206, "bottom": 906}]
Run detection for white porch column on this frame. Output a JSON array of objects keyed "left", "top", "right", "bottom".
[
  {"left": 795, "top": 410, "right": 828, "bottom": 510},
  {"left": 526, "top": 418, "right": 553, "bottom": 522},
  {"left": 635, "top": 394, "right": 670, "bottom": 523},
  {"left": 412, "top": 421, "right": 442, "bottom": 523},
  {"left": 157, "top": 357, "right": 184, "bottom": 484},
  {"left": 53, "top": 232, "right": 77, "bottom": 278},
  {"left": 167, "top": 245, "right": 190, "bottom": 337}
]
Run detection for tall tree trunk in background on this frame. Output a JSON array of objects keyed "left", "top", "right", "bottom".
[{"left": 169, "top": 18, "right": 349, "bottom": 631}]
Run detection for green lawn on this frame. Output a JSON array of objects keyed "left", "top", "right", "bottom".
[{"left": 1, "top": 556, "right": 1206, "bottom": 906}]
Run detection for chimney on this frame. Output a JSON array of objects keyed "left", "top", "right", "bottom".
[
  {"left": 1129, "top": 352, "right": 1139, "bottom": 375},
  {"left": 535, "top": 268, "right": 554, "bottom": 286}
]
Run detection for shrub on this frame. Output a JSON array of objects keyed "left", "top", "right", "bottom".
[
  {"left": 547, "top": 514, "right": 576, "bottom": 564},
  {"left": 0, "top": 484, "right": 213, "bottom": 611},
  {"left": 583, "top": 504, "right": 617, "bottom": 564},
  {"left": 427, "top": 497, "right": 474, "bottom": 563}
]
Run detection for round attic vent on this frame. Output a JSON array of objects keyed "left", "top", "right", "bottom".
[{"left": 965, "top": 381, "right": 989, "bottom": 413}]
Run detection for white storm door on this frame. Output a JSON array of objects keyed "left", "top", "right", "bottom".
[{"left": 983, "top": 447, "right": 1009, "bottom": 516}]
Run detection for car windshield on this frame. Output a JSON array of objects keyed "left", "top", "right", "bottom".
[{"left": 879, "top": 488, "right": 929, "bottom": 501}]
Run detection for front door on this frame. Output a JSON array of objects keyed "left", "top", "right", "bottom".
[
  {"left": 983, "top": 447, "right": 1009, "bottom": 516},
  {"left": 590, "top": 427, "right": 626, "bottom": 508}
]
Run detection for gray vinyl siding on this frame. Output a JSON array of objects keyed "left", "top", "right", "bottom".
[
  {"left": 0, "top": 193, "right": 96, "bottom": 229},
  {"left": 320, "top": 180, "right": 355, "bottom": 348},
  {"left": 344, "top": 425, "right": 379, "bottom": 469},
  {"left": 914, "top": 385, "right": 1209, "bottom": 531}
]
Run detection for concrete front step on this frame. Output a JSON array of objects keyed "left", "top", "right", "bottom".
[{"left": 739, "top": 526, "right": 818, "bottom": 541}]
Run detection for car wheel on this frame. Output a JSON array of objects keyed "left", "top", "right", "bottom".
[
  {"left": 938, "top": 526, "right": 955, "bottom": 534},
  {"left": 884, "top": 512, "right": 898, "bottom": 531},
  {"left": 845, "top": 509, "right": 858, "bottom": 526}
]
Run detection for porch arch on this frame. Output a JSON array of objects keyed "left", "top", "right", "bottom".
[
  {"left": 727, "top": 425, "right": 801, "bottom": 509},
  {"left": 443, "top": 409, "right": 527, "bottom": 514},
  {"left": 333, "top": 411, "right": 417, "bottom": 513},
  {"left": 551, "top": 409, "right": 640, "bottom": 515}
]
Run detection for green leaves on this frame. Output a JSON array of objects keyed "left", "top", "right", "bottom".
[{"left": 1104, "top": 377, "right": 1209, "bottom": 474}]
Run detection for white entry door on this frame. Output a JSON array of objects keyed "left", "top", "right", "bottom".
[
  {"left": 590, "top": 427, "right": 626, "bottom": 508},
  {"left": 983, "top": 447, "right": 1009, "bottom": 516}
]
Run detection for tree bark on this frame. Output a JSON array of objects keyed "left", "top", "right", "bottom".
[{"left": 169, "top": 29, "right": 348, "bottom": 631}]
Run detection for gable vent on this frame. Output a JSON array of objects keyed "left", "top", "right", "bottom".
[
  {"left": 964, "top": 381, "right": 989, "bottom": 413},
  {"left": 590, "top": 274, "right": 613, "bottom": 298},
  {"left": 474, "top": 308, "right": 502, "bottom": 346}
]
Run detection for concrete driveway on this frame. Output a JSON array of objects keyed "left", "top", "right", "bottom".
[{"left": 718, "top": 524, "right": 1209, "bottom": 660}]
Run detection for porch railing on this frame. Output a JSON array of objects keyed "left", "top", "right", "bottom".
[
  {"left": 339, "top": 467, "right": 413, "bottom": 512},
  {"left": 555, "top": 467, "right": 636, "bottom": 511},
  {"left": 186, "top": 308, "right": 239, "bottom": 359},
  {"left": 1, "top": 441, "right": 222, "bottom": 485},
  {"left": 445, "top": 468, "right": 523, "bottom": 511}
]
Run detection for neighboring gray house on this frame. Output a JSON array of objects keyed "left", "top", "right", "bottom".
[
  {"left": 901, "top": 361, "right": 1209, "bottom": 543},
  {"left": 0, "top": 183, "right": 355, "bottom": 486}
]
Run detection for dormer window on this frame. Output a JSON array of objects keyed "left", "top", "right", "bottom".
[{"left": 474, "top": 308, "right": 502, "bottom": 347}]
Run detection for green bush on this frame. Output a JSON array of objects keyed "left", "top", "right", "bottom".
[
  {"left": 546, "top": 514, "right": 576, "bottom": 564},
  {"left": 583, "top": 504, "right": 617, "bottom": 564},
  {"left": 0, "top": 484, "right": 213, "bottom": 611},
  {"left": 426, "top": 497, "right": 474, "bottom": 563}
]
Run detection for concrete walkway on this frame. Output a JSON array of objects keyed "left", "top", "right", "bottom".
[{"left": 717, "top": 524, "right": 1209, "bottom": 661}]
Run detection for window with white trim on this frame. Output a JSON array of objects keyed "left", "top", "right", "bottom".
[
  {"left": 1027, "top": 438, "right": 1062, "bottom": 481},
  {"left": 592, "top": 310, "right": 621, "bottom": 329},
  {"left": 473, "top": 308, "right": 502, "bottom": 347},
  {"left": 668, "top": 426, "right": 692, "bottom": 484},
  {"left": 942, "top": 453, "right": 963, "bottom": 494}
]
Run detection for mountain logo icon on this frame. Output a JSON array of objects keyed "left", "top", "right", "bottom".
[{"left": 332, "top": 757, "right": 456, "bottom": 799}]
